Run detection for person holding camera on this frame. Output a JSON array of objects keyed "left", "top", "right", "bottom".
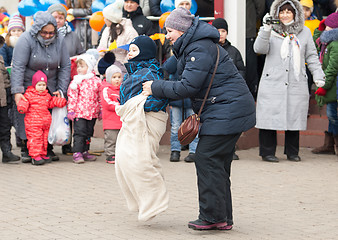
[{"left": 254, "top": 0, "right": 325, "bottom": 163}]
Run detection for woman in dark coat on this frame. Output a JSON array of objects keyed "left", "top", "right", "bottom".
[
  {"left": 142, "top": 7, "right": 256, "bottom": 230},
  {"left": 11, "top": 11, "right": 71, "bottom": 163}
]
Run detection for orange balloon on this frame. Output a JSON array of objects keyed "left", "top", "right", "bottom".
[
  {"left": 159, "top": 12, "right": 171, "bottom": 29},
  {"left": 60, "top": 4, "right": 69, "bottom": 11},
  {"left": 89, "top": 11, "right": 105, "bottom": 32}
]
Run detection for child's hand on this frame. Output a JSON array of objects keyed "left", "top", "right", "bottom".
[
  {"left": 142, "top": 81, "right": 153, "bottom": 96},
  {"left": 67, "top": 112, "right": 76, "bottom": 121}
]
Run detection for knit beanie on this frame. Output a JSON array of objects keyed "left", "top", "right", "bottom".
[
  {"left": 98, "top": 52, "right": 116, "bottom": 74},
  {"left": 103, "top": 0, "right": 124, "bottom": 24},
  {"left": 129, "top": 35, "right": 157, "bottom": 61},
  {"left": 212, "top": 18, "right": 228, "bottom": 32},
  {"left": 106, "top": 65, "right": 122, "bottom": 84},
  {"left": 124, "top": 0, "right": 139, "bottom": 4},
  {"left": 47, "top": 4, "right": 68, "bottom": 17},
  {"left": 175, "top": 0, "right": 192, "bottom": 8},
  {"left": 300, "top": 0, "right": 313, "bottom": 11},
  {"left": 165, "top": 7, "right": 194, "bottom": 32},
  {"left": 0, "top": 13, "right": 9, "bottom": 24},
  {"left": 8, "top": 15, "right": 25, "bottom": 32},
  {"left": 32, "top": 70, "right": 48, "bottom": 88},
  {"left": 325, "top": 12, "right": 338, "bottom": 29},
  {"left": 77, "top": 54, "right": 97, "bottom": 73}
]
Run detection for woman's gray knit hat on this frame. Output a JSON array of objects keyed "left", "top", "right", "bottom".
[
  {"left": 165, "top": 7, "right": 194, "bottom": 32},
  {"left": 47, "top": 4, "right": 67, "bottom": 17}
]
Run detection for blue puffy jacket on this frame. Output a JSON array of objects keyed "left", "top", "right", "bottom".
[
  {"left": 151, "top": 17, "right": 256, "bottom": 136},
  {"left": 120, "top": 58, "right": 169, "bottom": 112}
]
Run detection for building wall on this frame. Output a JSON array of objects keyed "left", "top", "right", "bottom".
[{"left": 0, "top": 0, "right": 20, "bottom": 15}]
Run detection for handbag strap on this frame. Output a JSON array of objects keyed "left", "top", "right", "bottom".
[{"left": 197, "top": 45, "right": 220, "bottom": 118}]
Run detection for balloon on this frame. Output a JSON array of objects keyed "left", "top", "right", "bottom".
[
  {"left": 18, "top": 0, "right": 40, "bottom": 17},
  {"left": 190, "top": 0, "right": 197, "bottom": 15},
  {"left": 105, "top": 0, "right": 116, "bottom": 7},
  {"left": 91, "top": 0, "right": 106, "bottom": 13},
  {"left": 160, "top": 0, "right": 175, "bottom": 14},
  {"left": 89, "top": 11, "right": 105, "bottom": 32},
  {"left": 159, "top": 12, "right": 170, "bottom": 29},
  {"left": 38, "top": 0, "right": 64, "bottom": 11}
]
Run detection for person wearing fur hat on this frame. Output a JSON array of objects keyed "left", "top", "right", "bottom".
[
  {"left": 67, "top": 53, "right": 102, "bottom": 164},
  {"left": 11, "top": 11, "right": 71, "bottom": 163},
  {"left": 98, "top": 0, "right": 138, "bottom": 64},
  {"left": 100, "top": 64, "right": 124, "bottom": 164},
  {"left": 115, "top": 35, "right": 169, "bottom": 222},
  {"left": 311, "top": 12, "right": 338, "bottom": 155},
  {"left": 17, "top": 71, "right": 67, "bottom": 165},
  {"left": 142, "top": 7, "right": 255, "bottom": 230},
  {"left": 123, "top": 0, "right": 156, "bottom": 36},
  {"left": 0, "top": 15, "right": 25, "bottom": 67},
  {"left": 254, "top": 0, "right": 325, "bottom": 163}
]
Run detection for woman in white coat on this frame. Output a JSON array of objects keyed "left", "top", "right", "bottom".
[
  {"left": 98, "top": 0, "right": 138, "bottom": 63},
  {"left": 254, "top": 0, "right": 325, "bottom": 162}
]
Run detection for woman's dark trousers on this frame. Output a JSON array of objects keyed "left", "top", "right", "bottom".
[
  {"left": 259, "top": 129, "right": 299, "bottom": 156},
  {"left": 195, "top": 133, "right": 241, "bottom": 225}
]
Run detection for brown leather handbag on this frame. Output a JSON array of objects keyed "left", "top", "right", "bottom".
[{"left": 178, "top": 45, "right": 220, "bottom": 145}]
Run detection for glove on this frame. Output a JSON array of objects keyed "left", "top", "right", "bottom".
[
  {"left": 318, "top": 19, "right": 326, "bottom": 31},
  {"left": 67, "top": 112, "right": 76, "bottom": 121},
  {"left": 315, "top": 87, "right": 327, "bottom": 96},
  {"left": 314, "top": 79, "right": 325, "bottom": 88},
  {"left": 67, "top": 9, "right": 74, "bottom": 15},
  {"left": 262, "top": 13, "right": 272, "bottom": 31}
]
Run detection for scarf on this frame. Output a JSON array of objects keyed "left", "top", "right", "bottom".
[
  {"left": 272, "top": 30, "right": 301, "bottom": 81},
  {"left": 316, "top": 37, "right": 327, "bottom": 64},
  {"left": 69, "top": 72, "right": 94, "bottom": 90},
  {"left": 58, "top": 22, "right": 72, "bottom": 37},
  {"left": 36, "top": 34, "right": 56, "bottom": 46}
]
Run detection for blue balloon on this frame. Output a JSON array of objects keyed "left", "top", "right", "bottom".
[
  {"left": 18, "top": 0, "right": 40, "bottom": 17},
  {"left": 38, "top": 0, "right": 63, "bottom": 11},
  {"left": 105, "top": 0, "right": 116, "bottom": 7},
  {"left": 160, "top": 0, "right": 197, "bottom": 14},
  {"left": 160, "top": 0, "right": 175, "bottom": 14},
  {"left": 91, "top": 0, "right": 106, "bottom": 13},
  {"left": 190, "top": 0, "right": 197, "bottom": 15}
]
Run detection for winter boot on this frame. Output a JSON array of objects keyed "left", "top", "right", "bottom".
[
  {"left": 1, "top": 141, "right": 20, "bottom": 163},
  {"left": 311, "top": 131, "right": 335, "bottom": 154},
  {"left": 333, "top": 135, "right": 338, "bottom": 156},
  {"left": 21, "top": 140, "right": 32, "bottom": 163}
]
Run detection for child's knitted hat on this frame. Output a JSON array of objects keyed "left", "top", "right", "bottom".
[
  {"left": 129, "top": 35, "right": 156, "bottom": 61},
  {"left": 165, "top": 7, "right": 194, "bottom": 32},
  {"left": 325, "top": 12, "right": 338, "bottom": 29},
  {"left": 98, "top": 52, "right": 116, "bottom": 75},
  {"left": 212, "top": 18, "right": 228, "bottom": 32},
  {"left": 32, "top": 70, "right": 47, "bottom": 88},
  {"left": 175, "top": 0, "right": 191, "bottom": 8},
  {"left": 8, "top": 15, "right": 25, "bottom": 32},
  {"left": 106, "top": 65, "right": 122, "bottom": 84},
  {"left": 77, "top": 53, "right": 97, "bottom": 73}
]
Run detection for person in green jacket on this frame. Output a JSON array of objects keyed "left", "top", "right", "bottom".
[{"left": 312, "top": 12, "right": 338, "bottom": 155}]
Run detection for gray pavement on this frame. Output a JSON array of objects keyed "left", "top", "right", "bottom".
[{"left": 1, "top": 136, "right": 337, "bottom": 240}]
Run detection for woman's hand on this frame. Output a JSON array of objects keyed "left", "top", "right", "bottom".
[
  {"left": 53, "top": 90, "right": 61, "bottom": 98},
  {"left": 142, "top": 81, "right": 153, "bottom": 96},
  {"left": 14, "top": 93, "right": 27, "bottom": 105}
]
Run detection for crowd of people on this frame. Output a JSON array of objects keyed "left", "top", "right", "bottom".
[{"left": 0, "top": 0, "right": 337, "bottom": 232}]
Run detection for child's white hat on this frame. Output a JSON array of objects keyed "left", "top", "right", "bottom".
[
  {"left": 106, "top": 65, "right": 122, "bottom": 84},
  {"left": 77, "top": 54, "right": 97, "bottom": 73}
]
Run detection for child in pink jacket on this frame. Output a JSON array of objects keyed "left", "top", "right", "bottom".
[
  {"left": 67, "top": 54, "right": 102, "bottom": 164},
  {"left": 100, "top": 65, "right": 123, "bottom": 164}
]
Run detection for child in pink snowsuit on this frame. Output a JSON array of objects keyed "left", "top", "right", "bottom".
[{"left": 17, "top": 71, "right": 67, "bottom": 165}]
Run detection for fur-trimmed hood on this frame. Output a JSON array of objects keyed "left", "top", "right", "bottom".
[
  {"left": 270, "top": 0, "right": 304, "bottom": 34},
  {"left": 320, "top": 28, "right": 338, "bottom": 44}
]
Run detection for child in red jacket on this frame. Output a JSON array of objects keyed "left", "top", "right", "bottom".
[
  {"left": 17, "top": 71, "right": 67, "bottom": 165},
  {"left": 100, "top": 64, "right": 123, "bottom": 164}
]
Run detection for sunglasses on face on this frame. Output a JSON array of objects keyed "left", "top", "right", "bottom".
[{"left": 40, "top": 30, "right": 56, "bottom": 36}]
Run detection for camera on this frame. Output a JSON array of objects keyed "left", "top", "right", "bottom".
[{"left": 265, "top": 17, "right": 280, "bottom": 25}]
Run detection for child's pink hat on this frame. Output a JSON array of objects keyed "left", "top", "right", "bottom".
[{"left": 32, "top": 70, "right": 47, "bottom": 88}]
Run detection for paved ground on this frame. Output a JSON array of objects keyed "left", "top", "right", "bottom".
[{"left": 1, "top": 136, "right": 337, "bottom": 240}]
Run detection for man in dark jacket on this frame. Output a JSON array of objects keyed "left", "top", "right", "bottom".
[{"left": 123, "top": 0, "right": 156, "bottom": 36}]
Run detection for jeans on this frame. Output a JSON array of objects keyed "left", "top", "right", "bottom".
[
  {"left": 170, "top": 106, "right": 198, "bottom": 153},
  {"left": 326, "top": 101, "right": 338, "bottom": 136}
]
